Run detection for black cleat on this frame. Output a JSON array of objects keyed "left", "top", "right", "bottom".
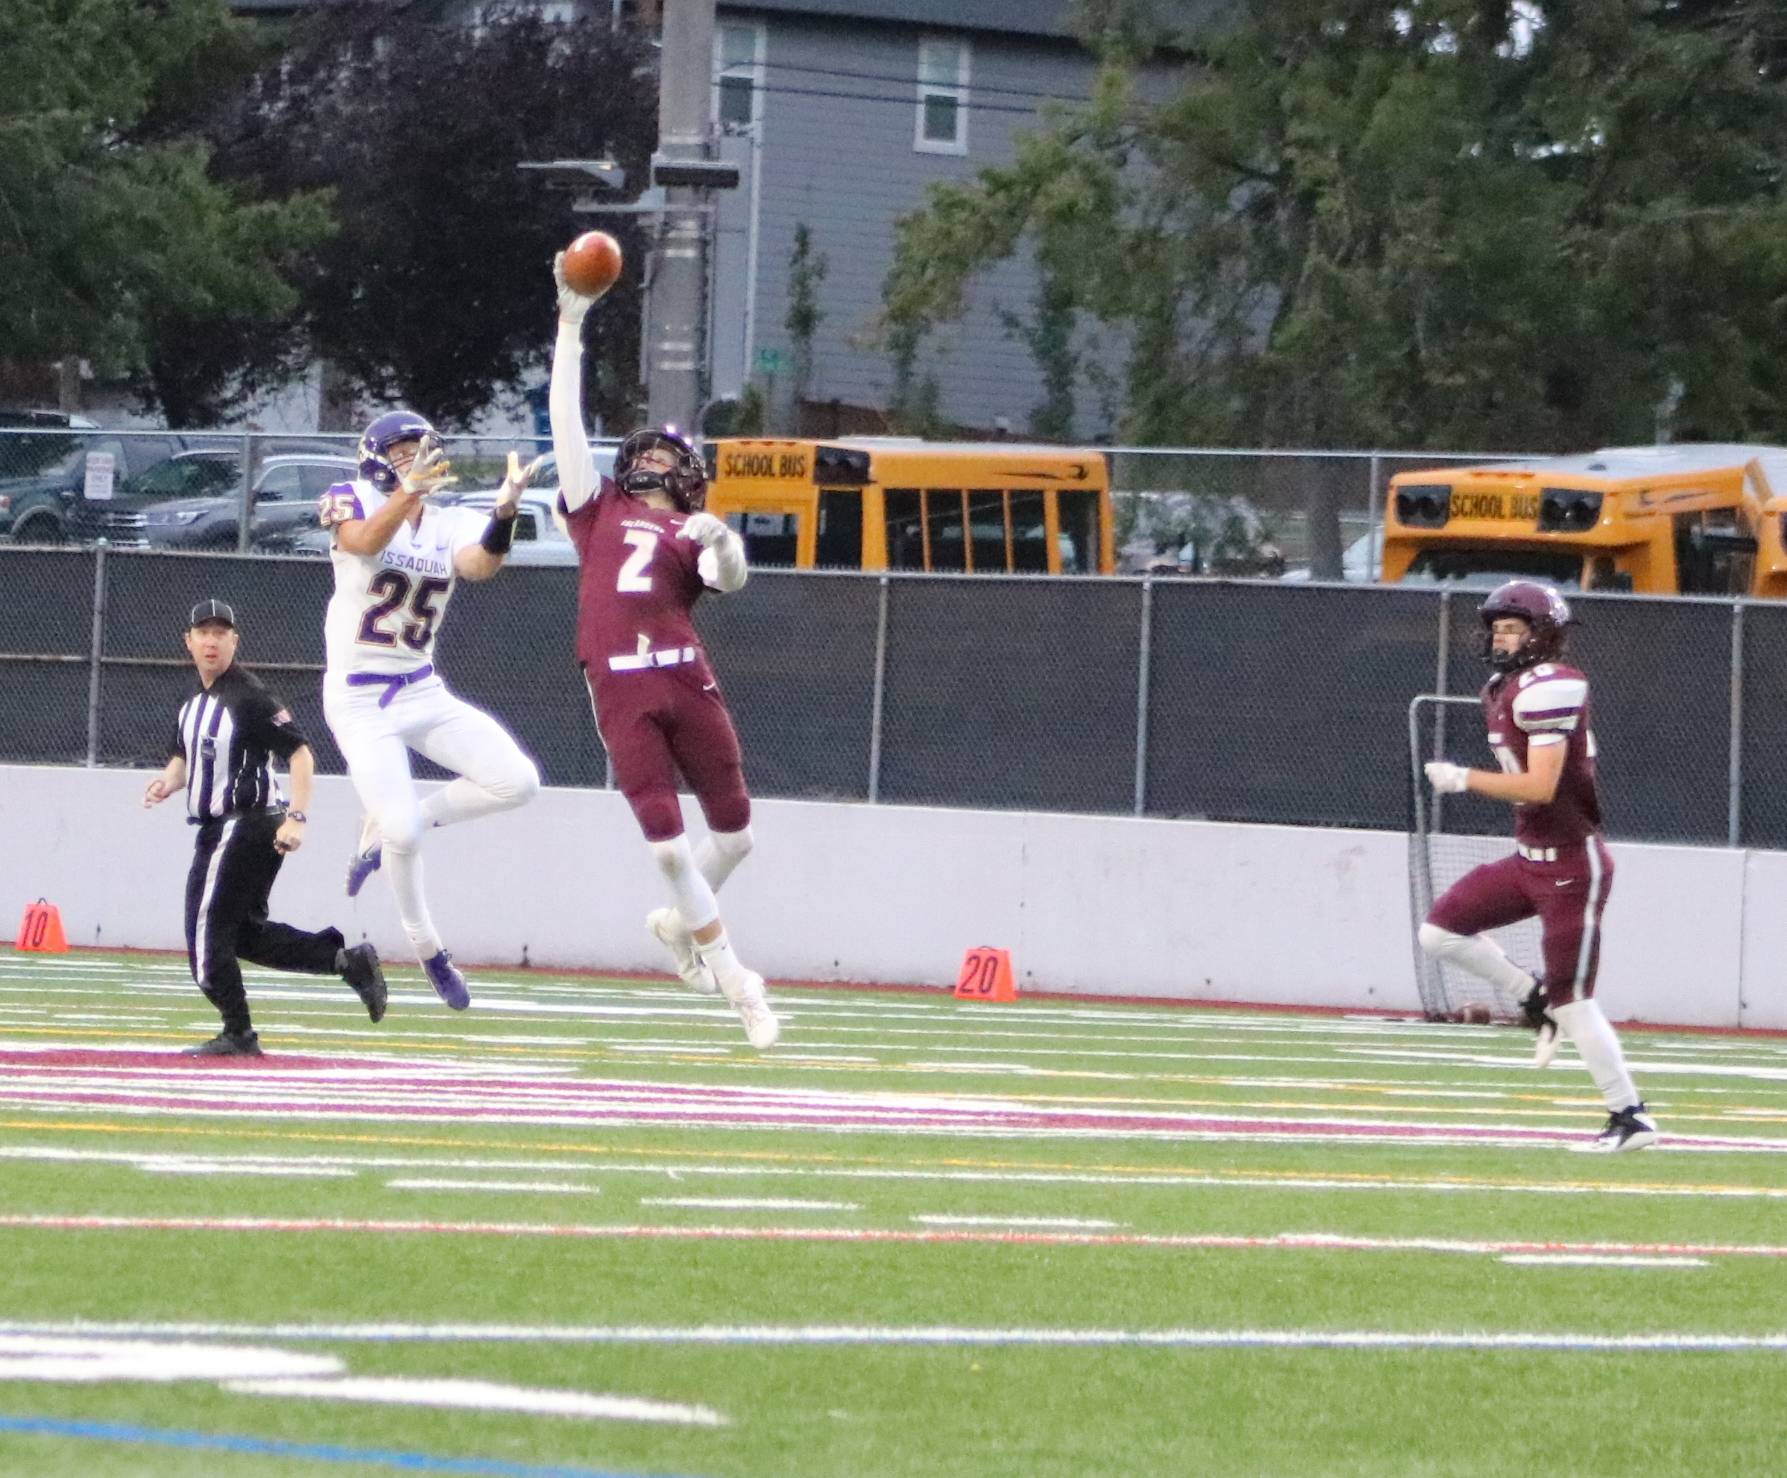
[
  {"left": 340, "top": 943, "right": 388, "bottom": 1023},
  {"left": 183, "top": 1029, "right": 263, "bottom": 1058},
  {"left": 1589, "top": 1103, "right": 1659, "bottom": 1153}
]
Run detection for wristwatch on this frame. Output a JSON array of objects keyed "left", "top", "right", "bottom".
[{"left": 286, "top": 810, "right": 308, "bottom": 824}]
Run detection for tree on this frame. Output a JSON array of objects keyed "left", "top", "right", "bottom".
[
  {"left": 784, "top": 223, "right": 828, "bottom": 425},
  {"left": 154, "top": 1, "right": 659, "bottom": 430},
  {"left": 0, "top": 0, "right": 330, "bottom": 416},
  {"left": 883, "top": 0, "right": 1787, "bottom": 453}
]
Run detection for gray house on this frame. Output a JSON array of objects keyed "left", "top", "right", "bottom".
[{"left": 705, "top": 0, "right": 1114, "bottom": 437}]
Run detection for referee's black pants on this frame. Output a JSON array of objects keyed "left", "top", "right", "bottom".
[{"left": 184, "top": 811, "right": 343, "bottom": 1036}]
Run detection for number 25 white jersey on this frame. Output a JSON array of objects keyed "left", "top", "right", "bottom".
[{"left": 318, "top": 479, "right": 486, "bottom": 678}]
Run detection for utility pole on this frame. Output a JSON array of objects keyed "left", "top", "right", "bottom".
[{"left": 644, "top": 0, "right": 737, "bottom": 435}]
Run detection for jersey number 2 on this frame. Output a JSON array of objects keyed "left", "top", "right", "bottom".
[
  {"left": 617, "top": 530, "right": 657, "bottom": 592},
  {"left": 359, "top": 571, "right": 449, "bottom": 651}
]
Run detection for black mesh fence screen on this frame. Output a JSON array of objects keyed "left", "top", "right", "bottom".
[
  {"left": 0, "top": 549, "right": 1769, "bottom": 841},
  {"left": 1146, "top": 581, "right": 1442, "bottom": 827}
]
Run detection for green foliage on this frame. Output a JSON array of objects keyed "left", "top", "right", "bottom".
[
  {"left": 148, "top": 2, "right": 658, "bottom": 429},
  {"left": 883, "top": 0, "right": 1787, "bottom": 452},
  {"left": 0, "top": 0, "right": 329, "bottom": 414},
  {"left": 784, "top": 223, "right": 829, "bottom": 409}
]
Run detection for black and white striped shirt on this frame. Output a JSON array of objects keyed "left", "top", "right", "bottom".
[{"left": 170, "top": 664, "right": 309, "bottom": 823}]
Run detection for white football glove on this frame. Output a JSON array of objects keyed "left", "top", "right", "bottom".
[
  {"left": 1424, "top": 761, "right": 1470, "bottom": 795},
  {"left": 553, "top": 251, "right": 595, "bottom": 324},
  {"left": 399, "top": 436, "right": 456, "bottom": 499},
  {"left": 676, "top": 512, "right": 729, "bottom": 548},
  {"left": 497, "top": 450, "right": 547, "bottom": 513}
]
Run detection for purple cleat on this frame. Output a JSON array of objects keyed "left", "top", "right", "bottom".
[
  {"left": 422, "top": 949, "right": 470, "bottom": 1010},
  {"left": 345, "top": 843, "right": 382, "bottom": 899}
]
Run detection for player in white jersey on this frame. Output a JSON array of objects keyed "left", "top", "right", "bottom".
[{"left": 319, "top": 410, "right": 543, "bottom": 1009}]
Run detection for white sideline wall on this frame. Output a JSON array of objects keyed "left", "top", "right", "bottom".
[{"left": 0, "top": 763, "right": 1779, "bottom": 1030}]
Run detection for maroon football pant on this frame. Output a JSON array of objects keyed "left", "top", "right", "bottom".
[
  {"left": 1426, "top": 838, "right": 1613, "bottom": 1005},
  {"left": 585, "top": 666, "right": 751, "bottom": 842}
]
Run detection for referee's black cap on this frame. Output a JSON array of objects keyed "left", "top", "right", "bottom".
[{"left": 188, "top": 598, "right": 238, "bottom": 630}]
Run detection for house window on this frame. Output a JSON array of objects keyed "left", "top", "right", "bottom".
[
  {"left": 915, "top": 37, "right": 969, "bottom": 155},
  {"left": 716, "top": 21, "right": 763, "bottom": 130}
]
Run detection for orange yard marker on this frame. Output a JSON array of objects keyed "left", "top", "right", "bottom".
[
  {"left": 16, "top": 898, "right": 68, "bottom": 953},
  {"left": 953, "top": 946, "right": 1016, "bottom": 1003}
]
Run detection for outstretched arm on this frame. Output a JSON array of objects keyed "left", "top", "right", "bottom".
[{"left": 550, "top": 253, "right": 606, "bottom": 514}]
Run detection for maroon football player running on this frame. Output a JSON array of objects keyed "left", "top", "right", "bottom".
[
  {"left": 548, "top": 254, "right": 777, "bottom": 1050},
  {"left": 1418, "top": 581, "right": 1655, "bottom": 1152}
]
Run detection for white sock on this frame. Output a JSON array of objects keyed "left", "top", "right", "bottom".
[
  {"left": 648, "top": 836, "right": 720, "bottom": 935},
  {"left": 1552, "top": 998, "right": 1640, "bottom": 1112},
  {"left": 384, "top": 844, "right": 443, "bottom": 959},
  {"left": 696, "top": 928, "right": 750, "bottom": 989},
  {"left": 694, "top": 826, "right": 753, "bottom": 894},
  {"left": 1417, "top": 924, "right": 1537, "bottom": 997}
]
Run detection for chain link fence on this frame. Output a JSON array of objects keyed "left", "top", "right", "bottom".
[{"left": 0, "top": 541, "right": 1761, "bottom": 846}]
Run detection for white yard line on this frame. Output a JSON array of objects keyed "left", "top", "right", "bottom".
[
  {"left": 1499, "top": 1254, "right": 1707, "bottom": 1268},
  {"left": 6, "top": 1319, "right": 1786, "bottom": 1353},
  {"left": 640, "top": 1197, "right": 859, "bottom": 1211},
  {"left": 912, "top": 1215, "right": 1122, "bottom": 1229},
  {"left": 387, "top": 1179, "right": 598, "bottom": 1195}
]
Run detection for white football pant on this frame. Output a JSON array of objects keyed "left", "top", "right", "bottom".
[{"left": 325, "top": 675, "right": 539, "bottom": 958}]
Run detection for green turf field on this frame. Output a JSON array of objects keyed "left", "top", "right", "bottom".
[{"left": 2, "top": 947, "right": 1785, "bottom": 1476}]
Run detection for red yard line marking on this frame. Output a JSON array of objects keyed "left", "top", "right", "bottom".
[{"left": 5, "top": 1215, "right": 1787, "bottom": 1260}]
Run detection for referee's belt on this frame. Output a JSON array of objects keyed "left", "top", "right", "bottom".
[
  {"left": 347, "top": 663, "right": 435, "bottom": 707},
  {"left": 607, "top": 645, "right": 696, "bottom": 673}
]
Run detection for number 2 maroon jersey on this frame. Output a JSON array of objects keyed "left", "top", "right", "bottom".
[
  {"left": 1481, "top": 661, "right": 1603, "bottom": 848},
  {"left": 561, "top": 481, "right": 712, "bottom": 674}
]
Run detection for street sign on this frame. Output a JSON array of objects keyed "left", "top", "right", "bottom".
[{"left": 754, "top": 347, "right": 786, "bottom": 375}]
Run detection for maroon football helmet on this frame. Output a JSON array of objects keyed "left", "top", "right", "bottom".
[
  {"left": 615, "top": 426, "right": 707, "bottom": 512},
  {"left": 1479, "top": 580, "right": 1572, "bottom": 671}
]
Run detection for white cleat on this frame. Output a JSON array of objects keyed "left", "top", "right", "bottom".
[
  {"left": 719, "top": 969, "right": 780, "bottom": 1050},
  {"left": 646, "top": 908, "right": 718, "bottom": 995}
]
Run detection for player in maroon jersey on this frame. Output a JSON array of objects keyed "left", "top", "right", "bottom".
[
  {"left": 1418, "top": 581, "right": 1656, "bottom": 1151},
  {"left": 546, "top": 253, "right": 778, "bottom": 1050}
]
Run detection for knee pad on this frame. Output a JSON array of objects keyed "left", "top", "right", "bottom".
[
  {"left": 710, "top": 825, "right": 753, "bottom": 864},
  {"left": 379, "top": 809, "right": 426, "bottom": 854},
  {"left": 504, "top": 758, "right": 542, "bottom": 806},
  {"left": 701, "top": 785, "right": 751, "bottom": 837},
  {"left": 632, "top": 791, "right": 684, "bottom": 844},
  {"left": 1417, "top": 922, "right": 1461, "bottom": 959},
  {"left": 648, "top": 839, "right": 693, "bottom": 886}
]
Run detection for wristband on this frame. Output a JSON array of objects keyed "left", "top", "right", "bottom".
[
  {"left": 480, "top": 511, "right": 517, "bottom": 554},
  {"left": 286, "top": 810, "right": 307, "bottom": 824}
]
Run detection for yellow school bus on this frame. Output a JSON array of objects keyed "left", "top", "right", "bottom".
[
  {"left": 702, "top": 437, "right": 1115, "bottom": 574},
  {"left": 1383, "top": 445, "right": 1787, "bottom": 596}
]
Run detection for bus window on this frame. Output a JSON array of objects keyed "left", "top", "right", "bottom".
[
  {"left": 734, "top": 511, "right": 800, "bottom": 566},
  {"left": 969, "top": 490, "right": 1007, "bottom": 571},
  {"left": 885, "top": 488, "right": 925, "bottom": 569},
  {"left": 1403, "top": 548, "right": 1583, "bottom": 588},
  {"left": 1011, "top": 489, "right": 1049, "bottom": 572},
  {"left": 1675, "top": 509, "right": 1755, "bottom": 595},
  {"left": 927, "top": 489, "right": 967, "bottom": 571},
  {"left": 1058, "top": 489, "right": 1101, "bottom": 573},
  {"left": 817, "top": 489, "right": 863, "bottom": 568}
]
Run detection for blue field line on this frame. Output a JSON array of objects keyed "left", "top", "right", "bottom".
[{"left": 0, "top": 1414, "right": 696, "bottom": 1477}]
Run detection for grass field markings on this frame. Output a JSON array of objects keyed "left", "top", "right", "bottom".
[
  {"left": 7, "top": 1078, "right": 1787, "bottom": 1150},
  {"left": 387, "top": 1179, "right": 599, "bottom": 1195},
  {"left": 0, "top": 1414, "right": 705, "bottom": 1476},
  {"left": 221, "top": 1375, "right": 726, "bottom": 1426},
  {"left": 1498, "top": 1254, "right": 1708, "bottom": 1268},
  {"left": 19, "top": 1320, "right": 1787, "bottom": 1354},
  {"left": 911, "top": 1215, "right": 1122, "bottom": 1229},
  {"left": 16, "top": 1215, "right": 1787, "bottom": 1262},
  {"left": 14, "top": 1141, "right": 1787, "bottom": 1202},
  {"left": 639, "top": 1197, "right": 861, "bottom": 1211},
  {"left": 138, "top": 1162, "right": 356, "bottom": 1179}
]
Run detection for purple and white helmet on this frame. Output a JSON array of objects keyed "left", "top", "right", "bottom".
[
  {"left": 357, "top": 410, "right": 439, "bottom": 493},
  {"left": 1479, "top": 580, "right": 1572, "bottom": 671}
]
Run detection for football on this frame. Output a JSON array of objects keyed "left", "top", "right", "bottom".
[
  {"left": 1461, "top": 1002, "right": 1493, "bottom": 1025},
  {"left": 562, "top": 231, "right": 624, "bottom": 297}
]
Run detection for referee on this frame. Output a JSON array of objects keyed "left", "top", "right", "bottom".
[{"left": 143, "top": 598, "right": 387, "bottom": 1056}]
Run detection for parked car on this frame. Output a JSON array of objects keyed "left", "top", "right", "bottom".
[
  {"left": 144, "top": 454, "right": 360, "bottom": 551},
  {"left": 438, "top": 488, "right": 578, "bottom": 566},
  {"left": 68, "top": 446, "right": 243, "bottom": 544},
  {"left": 0, "top": 415, "right": 197, "bottom": 545}
]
